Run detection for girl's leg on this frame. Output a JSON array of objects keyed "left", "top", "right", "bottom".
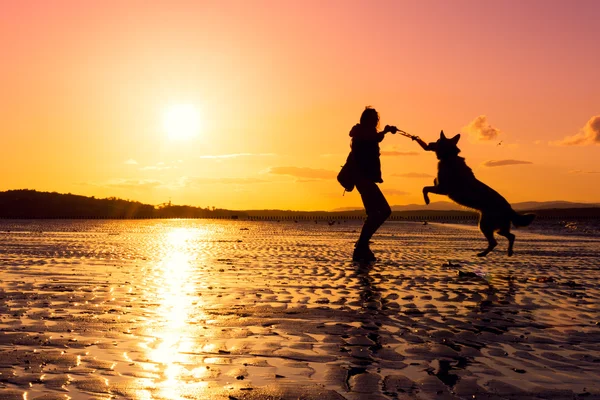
[{"left": 355, "top": 179, "right": 391, "bottom": 252}]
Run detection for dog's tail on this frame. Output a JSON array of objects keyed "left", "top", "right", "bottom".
[{"left": 512, "top": 211, "right": 535, "bottom": 228}]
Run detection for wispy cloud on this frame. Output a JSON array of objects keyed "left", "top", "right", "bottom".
[
  {"left": 483, "top": 159, "right": 532, "bottom": 167},
  {"left": 198, "top": 153, "right": 277, "bottom": 159},
  {"left": 99, "top": 179, "right": 163, "bottom": 190},
  {"left": 139, "top": 161, "right": 183, "bottom": 171},
  {"left": 124, "top": 159, "right": 138, "bottom": 165},
  {"left": 140, "top": 162, "right": 171, "bottom": 171},
  {"left": 568, "top": 169, "right": 600, "bottom": 174},
  {"left": 392, "top": 172, "right": 433, "bottom": 178},
  {"left": 188, "top": 177, "right": 268, "bottom": 184},
  {"left": 553, "top": 115, "right": 600, "bottom": 146},
  {"left": 159, "top": 176, "right": 268, "bottom": 190},
  {"left": 268, "top": 166, "right": 336, "bottom": 180},
  {"left": 383, "top": 189, "right": 410, "bottom": 196},
  {"left": 319, "top": 153, "right": 346, "bottom": 158},
  {"left": 380, "top": 151, "right": 419, "bottom": 156},
  {"left": 463, "top": 115, "right": 502, "bottom": 141}
]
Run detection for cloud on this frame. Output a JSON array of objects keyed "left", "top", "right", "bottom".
[
  {"left": 380, "top": 151, "right": 419, "bottom": 156},
  {"left": 124, "top": 159, "right": 138, "bottom": 165},
  {"left": 392, "top": 172, "right": 434, "bottom": 178},
  {"left": 159, "top": 176, "right": 268, "bottom": 190},
  {"left": 568, "top": 170, "right": 600, "bottom": 174},
  {"left": 268, "top": 166, "right": 336, "bottom": 180},
  {"left": 319, "top": 153, "right": 345, "bottom": 158},
  {"left": 383, "top": 189, "right": 410, "bottom": 196},
  {"left": 187, "top": 177, "right": 268, "bottom": 185},
  {"left": 104, "top": 179, "right": 163, "bottom": 190},
  {"left": 553, "top": 115, "right": 600, "bottom": 146},
  {"left": 462, "top": 115, "right": 502, "bottom": 141},
  {"left": 483, "top": 159, "right": 533, "bottom": 167},
  {"left": 139, "top": 161, "right": 181, "bottom": 171},
  {"left": 198, "top": 153, "right": 276, "bottom": 159},
  {"left": 80, "top": 175, "right": 266, "bottom": 191},
  {"left": 140, "top": 165, "right": 171, "bottom": 171}
]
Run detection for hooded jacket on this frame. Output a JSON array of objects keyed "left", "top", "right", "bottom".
[{"left": 349, "top": 124, "right": 384, "bottom": 183}]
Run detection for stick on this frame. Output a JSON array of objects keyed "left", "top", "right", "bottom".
[{"left": 390, "top": 128, "right": 419, "bottom": 140}]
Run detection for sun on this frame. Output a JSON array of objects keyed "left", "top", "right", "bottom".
[{"left": 162, "top": 104, "right": 201, "bottom": 140}]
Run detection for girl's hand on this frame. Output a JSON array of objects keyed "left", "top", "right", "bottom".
[{"left": 383, "top": 125, "right": 399, "bottom": 134}]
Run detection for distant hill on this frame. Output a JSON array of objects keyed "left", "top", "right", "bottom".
[
  {"left": 332, "top": 200, "right": 600, "bottom": 213},
  {"left": 0, "top": 189, "right": 240, "bottom": 219},
  {"left": 512, "top": 201, "right": 600, "bottom": 211},
  {"left": 0, "top": 189, "right": 598, "bottom": 219}
]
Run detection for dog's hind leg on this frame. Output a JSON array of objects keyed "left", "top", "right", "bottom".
[
  {"left": 477, "top": 217, "right": 498, "bottom": 257},
  {"left": 498, "top": 228, "right": 515, "bottom": 256}
]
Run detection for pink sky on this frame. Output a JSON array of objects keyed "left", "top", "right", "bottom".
[{"left": 1, "top": 1, "right": 599, "bottom": 210}]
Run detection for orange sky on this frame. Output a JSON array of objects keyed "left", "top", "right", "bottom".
[{"left": 1, "top": 1, "right": 599, "bottom": 211}]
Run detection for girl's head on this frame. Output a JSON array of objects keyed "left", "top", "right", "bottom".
[{"left": 360, "top": 107, "right": 380, "bottom": 130}]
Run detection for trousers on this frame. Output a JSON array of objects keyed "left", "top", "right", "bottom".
[{"left": 355, "top": 178, "right": 391, "bottom": 247}]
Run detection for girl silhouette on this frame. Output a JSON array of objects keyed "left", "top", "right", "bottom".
[{"left": 348, "top": 107, "right": 396, "bottom": 262}]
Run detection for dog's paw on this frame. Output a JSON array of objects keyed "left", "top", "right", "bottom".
[
  {"left": 476, "top": 251, "right": 489, "bottom": 257},
  {"left": 423, "top": 194, "right": 430, "bottom": 205}
]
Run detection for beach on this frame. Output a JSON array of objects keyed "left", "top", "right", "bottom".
[{"left": 0, "top": 219, "right": 599, "bottom": 400}]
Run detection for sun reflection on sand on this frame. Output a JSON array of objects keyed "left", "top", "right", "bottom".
[{"left": 139, "top": 227, "right": 211, "bottom": 398}]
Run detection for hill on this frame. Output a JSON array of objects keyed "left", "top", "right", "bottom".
[
  {"left": 0, "top": 190, "right": 241, "bottom": 219},
  {"left": 0, "top": 190, "right": 598, "bottom": 220},
  {"left": 332, "top": 200, "right": 600, "bottom": 213}
]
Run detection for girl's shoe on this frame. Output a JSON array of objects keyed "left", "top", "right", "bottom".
[{"left": 352, "top": 245, "right": 377, "bottom": 262}]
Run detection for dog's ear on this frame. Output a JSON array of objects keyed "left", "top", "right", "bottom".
[
  {"left": 440, "top": 130, "right": 446, "bottom": 139},
  {"left": 451, "top": 134, "right": 461, "bottom": 144}
]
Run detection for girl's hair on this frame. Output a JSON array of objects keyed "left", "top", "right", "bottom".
[{"left": 360, "top": 106, "right": 380, "bottom": 129}]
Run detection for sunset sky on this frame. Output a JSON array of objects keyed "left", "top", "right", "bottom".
[{"left": 1, "top": 0, "right": 599, "bottom": 211}]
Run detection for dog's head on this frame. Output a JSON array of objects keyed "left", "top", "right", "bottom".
[{"left": 428, "top": 131, "right": 461, "bottom": 160}]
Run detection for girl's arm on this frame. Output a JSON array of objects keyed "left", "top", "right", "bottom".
[
  {"left": 375, "top": 126, "right": 393, "bottom": 142},
  {"left": 350, "top": 124, "right": 388, "bottom": 142}
]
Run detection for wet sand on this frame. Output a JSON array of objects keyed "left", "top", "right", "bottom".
[{"left": 0, "top": 219, "right": 599, "bottom": 399}]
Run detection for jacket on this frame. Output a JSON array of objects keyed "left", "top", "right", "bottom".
[{"left": 349, "top": 124, "right": 384, "bottom": 183}]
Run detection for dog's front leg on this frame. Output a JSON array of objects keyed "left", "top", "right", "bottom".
[
  {"left": 423, "top": 183, "right": 449, "bottom": 205},
  {"left": 422, "top": 186, "right": 433, "bottom": 205}
]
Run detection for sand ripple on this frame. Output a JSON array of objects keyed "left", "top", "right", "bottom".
[{"left": 0, "top": 219, "right": 599, "bottom": 399}]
